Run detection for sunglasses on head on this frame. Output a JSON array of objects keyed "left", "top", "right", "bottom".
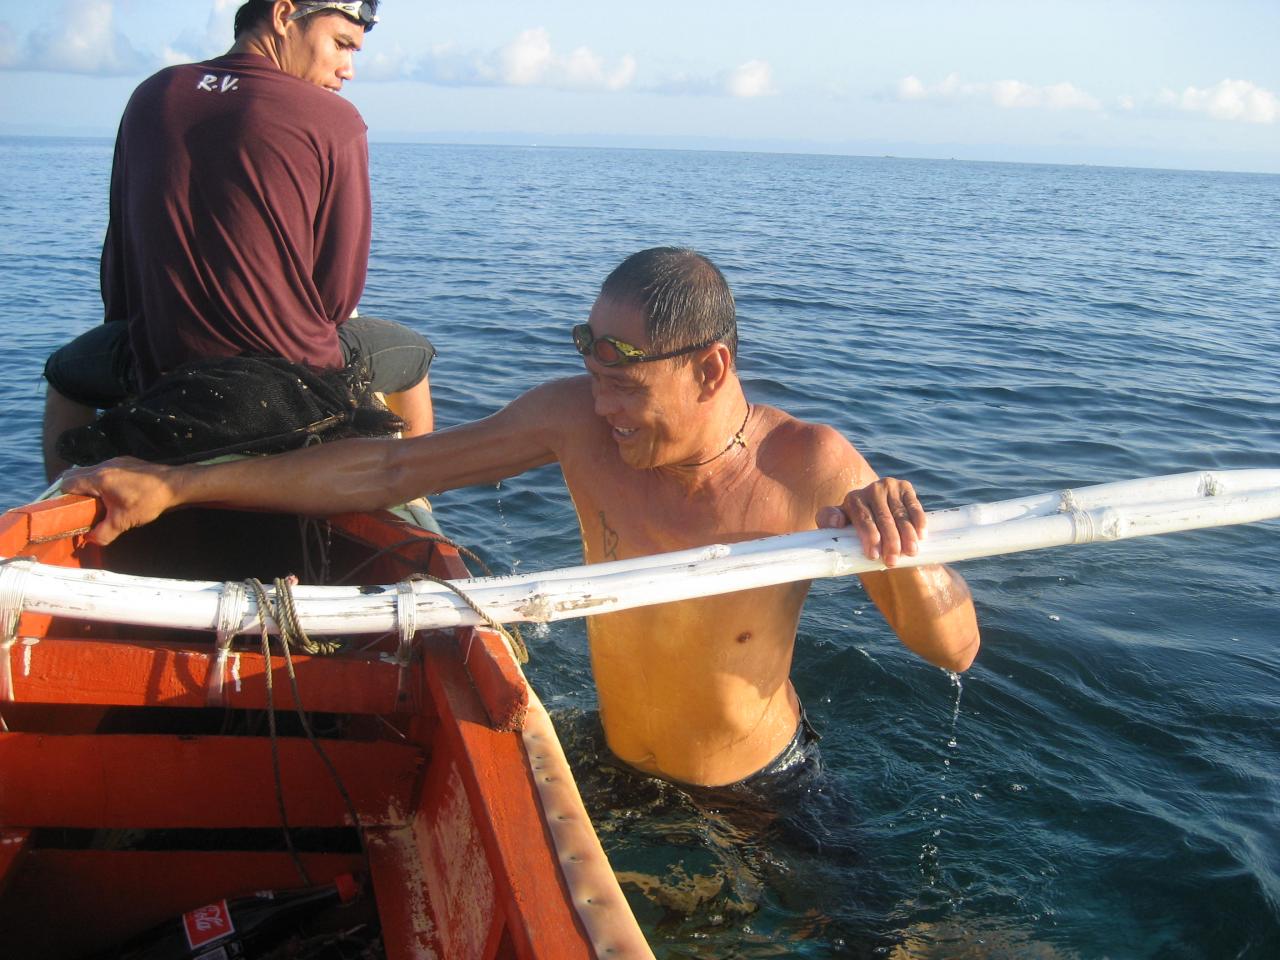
[
  {"left": 572, "top": 323, "right": 726, "bottom": 367},
  {"left": 288, "top": 1, "right": 378, "bottom": 31}
]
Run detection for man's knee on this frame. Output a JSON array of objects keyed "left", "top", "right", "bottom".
[
  {"left": 42, "top": 384, "right": 100, "bottom": 481},
  {"left": 384, "top": 374, "right": 433, "bottom": 437},
  {"left": 337, "top": 316, "right": 436, "bottom": 395},
  {"left": 43, "top": 321, "right": 135, "bottom": 409}
]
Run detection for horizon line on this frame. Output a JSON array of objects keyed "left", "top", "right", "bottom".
[{"left": 1, "top": 126, "right": 1275, "bottom": 179}]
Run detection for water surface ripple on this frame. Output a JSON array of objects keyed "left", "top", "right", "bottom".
[{"left": 1, "top": 138, "right": 1276, "bottom": 959}]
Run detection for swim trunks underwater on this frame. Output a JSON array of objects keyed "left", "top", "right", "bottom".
[
  {"left": 683, "top": 704, "right": 825, "bottom": 810},
  {"left": 578, "top": 704, "right": 826, "bottom": 814}
]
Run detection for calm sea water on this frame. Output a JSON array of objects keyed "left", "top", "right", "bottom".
[{"left": 1, "top": 137, "right": 1277, "bottom": 959}]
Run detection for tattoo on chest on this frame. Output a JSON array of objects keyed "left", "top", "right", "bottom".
[{"left": 598, "top": 510, "right": 620, "bottom": 561}]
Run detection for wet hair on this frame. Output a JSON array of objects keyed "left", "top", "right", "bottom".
[
  {"left": 233, "top": 1, "right": 381, "bottom": 39},
  {"left": 599, "top": 247, "right": 738, "bottom": 363},
  {"left": 233, "top": 0, "right": 273, "bottom": 38}
]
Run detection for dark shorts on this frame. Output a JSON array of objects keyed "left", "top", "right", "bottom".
[
  {"left": 681, "top": 703, "right": 825, "bottom": 810},
  {"left": 42, "top": 321, "right": 137, "bottom": 408},
  {"left": 43, "top": 317, "right": 435, "bottom": 408},
  {"left": 581, "top": 703, "right": 826, "bottom": 815}
]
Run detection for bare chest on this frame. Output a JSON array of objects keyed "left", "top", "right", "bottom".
[{"left": 564, "top": 455, "right": 815, "bottom": 564}]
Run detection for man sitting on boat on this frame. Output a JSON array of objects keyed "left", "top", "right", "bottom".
[
  {"left": 65, "top": 247, "right": 981, "bottom": 794},
  {"left": 41, "top": 1, "right": 436, "bottom": 481}
]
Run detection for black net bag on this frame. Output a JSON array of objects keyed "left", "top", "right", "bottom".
[{"left": 57, "top": 355, "right": 405, "bottom": 466}]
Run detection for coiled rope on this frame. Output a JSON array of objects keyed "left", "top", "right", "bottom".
[
  {"left": 246, "top": 577, "right": 368, "bottom": 886},
  {"left": 332, "top": 530, "right": 529, "bottom": 663},
  {"left": 237, "top": 560, "right": 526, "bottom": 885},
  {"left": 407, "top": 571, "right": 529, "bottom": 663}
]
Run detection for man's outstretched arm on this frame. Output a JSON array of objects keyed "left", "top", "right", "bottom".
[{"left": 62, "top": 381, "right": 567, "bottom": 545}]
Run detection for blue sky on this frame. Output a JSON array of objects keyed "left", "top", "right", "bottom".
[{"left": 1, "top": 0, "right": 1277, "bottom": 173}]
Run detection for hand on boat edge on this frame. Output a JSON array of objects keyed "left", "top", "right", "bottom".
[{"left": 61, "top": 457, "right": 176, "bottom": 546}]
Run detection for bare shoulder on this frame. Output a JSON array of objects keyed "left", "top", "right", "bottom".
[
  {"left": 533, "top": 374, "right": 595, "bottom": 406},
  {"left": 510, "top": 376, "right": 595, "bottom": 424},
  {"left": 488, "top": 375, "right": 582, "bottom": 415},
  {"left": 754, "top": 404, "right": 876, "bottom": 497},
  {"left": 492, "top": 376, "right": 601, "bottom": 449}
]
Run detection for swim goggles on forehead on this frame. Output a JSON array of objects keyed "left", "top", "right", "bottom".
[
  {"left": 287, "top": 1, "right": 378, "bottom": 31},
  {"left": 572, "top": 323, "right": 726, "bottom": 366}
]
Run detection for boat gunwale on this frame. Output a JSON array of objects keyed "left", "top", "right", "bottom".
[{"left": 0, "top": 495, "right": 654, "bottom": 959}]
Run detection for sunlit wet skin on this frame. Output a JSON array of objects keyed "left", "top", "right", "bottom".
[
  {"left": 553, "top": 295, "right": 978, "bottom": 786},
  {"left": 561, "top": 298, "right": 844, "bottom": 785},
  {"left": 571, "top": 450, "right": 823, "bottom": 786},
  {"left": 585, "top": 587, "right": 813, "bottom": 787}
]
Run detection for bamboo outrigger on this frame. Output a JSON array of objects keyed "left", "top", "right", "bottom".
[{"left": 9, "top": 470, "right": 1278, "bottom": 638}]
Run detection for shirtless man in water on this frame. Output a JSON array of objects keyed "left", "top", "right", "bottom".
[{"left": 65, "top": 248, "right": 980, "bottom": 789}]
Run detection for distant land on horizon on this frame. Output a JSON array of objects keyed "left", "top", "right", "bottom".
[{"left": 2, "top": 122, "right": 1274, "bottom": 178}]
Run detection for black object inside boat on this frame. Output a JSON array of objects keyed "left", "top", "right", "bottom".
[{"left": 56, "top": 355, "right": 404, "bottom": 466}]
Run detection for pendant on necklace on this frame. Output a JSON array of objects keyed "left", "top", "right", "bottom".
[{"left": 687, "top": 403, "right": 752, "bottom": 468}]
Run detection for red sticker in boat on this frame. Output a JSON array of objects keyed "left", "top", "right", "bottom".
[{"left": 183, "top": 900, "right": 235, "bottom": 949}]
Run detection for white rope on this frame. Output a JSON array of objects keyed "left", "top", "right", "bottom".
[
  {"left": 207, "top": 580, "right": 248, "bottom": 706},
  {"left": 395, "top": 579, "right": 418, "bottom": 666},
  {"left": 394, "top": 579, "right": 419, "bottom": 703},
  {"left": 0, "top": 559, "right": 35, "bottom": 703}
]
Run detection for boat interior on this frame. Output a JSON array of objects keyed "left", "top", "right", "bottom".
[{"left": 0, "top": 496, "right": 602, "bottom": 959}]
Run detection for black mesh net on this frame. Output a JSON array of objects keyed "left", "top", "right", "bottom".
[{"left": 57, "top": 355, "right": 405, "bottom": 466}]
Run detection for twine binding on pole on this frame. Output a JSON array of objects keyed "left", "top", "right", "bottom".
[
  {"left": 0, "top": 558, "right": 34, "bottom": 703},
  {"left": 395, "top": 579, "right": 418, "bottom": 703},
  {"left": 207, "top": 580, "right": 248, "bottom": 706}
]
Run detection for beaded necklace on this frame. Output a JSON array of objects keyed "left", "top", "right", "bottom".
[{"left": 684, "top": 403, "right": 752, "bottom": 468}]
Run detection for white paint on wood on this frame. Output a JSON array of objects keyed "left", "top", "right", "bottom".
[
  {"left": 4, "top": 469, "right": 1278, "bottom": 637},
  {"left": 522, "top": 684, "right": 657, "bottom": 959}
]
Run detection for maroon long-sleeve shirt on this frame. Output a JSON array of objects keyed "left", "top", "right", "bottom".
[{"left": 101, "top": 53, "right": 371, "bottom": 388}]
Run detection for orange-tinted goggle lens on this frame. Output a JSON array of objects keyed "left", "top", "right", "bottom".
[{"left": 572, "top": 324, "right": 644, "bottom": 366}]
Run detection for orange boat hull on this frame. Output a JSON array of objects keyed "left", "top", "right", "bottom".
[{"left": 0, "top": 496, "right": 646, "bottom": 959}]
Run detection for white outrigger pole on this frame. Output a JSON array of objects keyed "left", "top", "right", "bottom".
[{"left": 3, "top": 469, "right": 1279, "bottom": 638}]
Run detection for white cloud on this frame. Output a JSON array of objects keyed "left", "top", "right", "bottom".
[
  {"left": 1161, "top": 79, "right": 1277, "bottom": 125},
  {"left": 499, "top": 27, "right": 552, "bottom": 86},
  {"left": 410, "top": 28, "right": 634, "bottom": 93},
  {"left": 897, "top": 75, "right": 928, "bottom": 101},
  {"left": 0, "top": 9, "right": 635, "bottom": 95},
  {"left": 898, "top": 73, "right": 1100, "bottom": 112},
  {"left": 164, "top": 0, "right": 237, "bottom": 65},
  {"left": 498, "top": 28, "right": 635, "bottom": 91},
  {"left": 356, "top": 42, "right": 418, "bottom": 82},
  {"left": 0, "top": 21, "right": 18, "bottom": 67},
  {"left": 0, "top": 0, "right": 153, "bottom": 75},
  {"left": 160, "top": 45, "right": 189, "bottom": 68},
  {"left": 652, "top": 59, "right": 778, "bottom": 99},
  {"left": 401, "top": 42, "right": 484, "bottom": 86},
  {"left": 724, "top": 60, "right": 775, "bottom": 98}
]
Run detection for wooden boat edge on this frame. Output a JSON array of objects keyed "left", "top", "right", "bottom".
[{"left": 0, "top": 495, "right": 655, "bottom": 959}]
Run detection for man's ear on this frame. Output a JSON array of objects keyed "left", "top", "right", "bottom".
[
  {"left": 693, "top": 343, "right": 733, "bottom": 400},
  {"left": 270, "top": 0, "right": 295, "bottom": 38}
]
